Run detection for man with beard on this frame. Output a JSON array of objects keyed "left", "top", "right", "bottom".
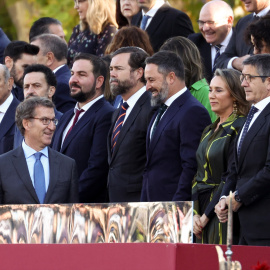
[
  {"left": 4, "top": 41, "right": 39, "bottom": 101},
  {"left": 13, "top": 64, "right": 63, "bottom": 148},
  {"left": 107, "top": 47, "right": 156, "bottom": 202},
  {"left": 141, "top": 51, "right": 211, "bottom": 202},
  {"left": 52, "top": 53, "right": 114, "bottom": 203}
]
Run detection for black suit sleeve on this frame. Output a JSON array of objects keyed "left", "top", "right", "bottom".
[{"left": 69, "top": 160, "right": 79, "bottom": 203}]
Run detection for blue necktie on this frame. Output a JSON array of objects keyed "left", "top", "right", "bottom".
[
  {"left": 212, "top": 44, "right": 222, "bottom": 73},
  {"left": 151, "top": 103, "right": 168, "bottom": 139},
  {"left": 34, "top": 152, "right": 46, "bottom": 204},
  {"left": 237, "top": 106, "right": 258, "bottom": 156},
  {"left": 140, "top": 15, "right": 150, "bottom": 30},
  {"left": 111, "top": 102, "right": 129, "bottom": 153}
]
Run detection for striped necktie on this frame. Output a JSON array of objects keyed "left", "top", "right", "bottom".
[
  {"left": 111, "top": 102, "right": 129, "bottom": 153},
  {"left": 212, "top": 44, "right": 222, "bottom": 73}
]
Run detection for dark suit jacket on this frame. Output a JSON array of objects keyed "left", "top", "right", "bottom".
[
  {"left": 52, "top": 97, "right": 114, "bottom": 203},
  {"left": 13, "top": 109, "right": 63, "bottom": 149},
  {"left": 221, "top": 103, "right": 270, "bottom": 245},
  {"left": 131, "top": 4, "right": 194, "bottom": 52},
  {"left": 0, "top": 96, "right": 19, "bottom": 154},
  {"left": 0, "top": 28, "right": 10, "bottom": 64},
  {"left": 216, "top": 14, "right": 254, "bottom": 69},
  {"left": 141, "top": 90, "right": 211, "bottom": 202},
  {"left": 12, "top": 85, "right": 24, "bottom": 102},
  {"left": 54, "top": 65, "right": 76, "bottom": 113},
  {"left": 0, "top": 146, "right": 79, "bottom": 204},
  {"left": 107, "top": 91, "right": 156, "bottom": 202}
]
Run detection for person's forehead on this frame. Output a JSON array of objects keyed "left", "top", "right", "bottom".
[
  {"left": 72, "top": 59, "right": 93, "bottom": 72},
  {"left": 24, "top": 72, "right": 46, "bottom": 83},
  {"left": 111, "top": 53, "right": 130, "bottom": 66}
]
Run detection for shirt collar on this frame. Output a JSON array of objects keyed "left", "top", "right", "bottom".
[
  {"left": 53, "top": 65, "right": 65, "bottom": 73},
  {"left": 165, "top": 87, "right": 187, "bottom": 107},
  {"left": 74, "top": 94, "right": 104, "bottom": 113},
  {"left": 124, "top": 86, "right": 146, "bottom": 109},
  {"left": 0, "top": 93, "right": 13, "bottom": 114},
  {"left": 22, "top": 140, "right": 49, "bottom": 159},
  {"left": 253, "top": 96, "right": 270, "bottom": 111},
  {"left": 254, "top": 5, "right": 270, "bottom": 16}
]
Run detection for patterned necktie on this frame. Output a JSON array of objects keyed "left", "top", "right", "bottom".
[
  {"left": 65, "top": 108, "right": 84, "bottom": 140},
  {"left": 151, "top": 103, "right": 168, "bottom": 139},
  {"left": 111, "top": 102, "right": 129, "bottom": 153},
  {"left": 140, "top": 15, "right": 151, "bottom": 30},
  {"left": 237, "top": 106, "right": 258, "bottom": 156},
  {"left": 34, "top": 152, "right": 46, "bottom": 204},
  {"left": 212, "top": 44, "right": 222, "bottom": 73}
]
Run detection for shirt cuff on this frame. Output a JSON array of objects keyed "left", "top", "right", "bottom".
[{"left": 227, "top": 57, "right": 238, "bottom": 69}]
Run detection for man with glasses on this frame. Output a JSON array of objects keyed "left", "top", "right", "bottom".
[
  {"left": 189, "top": 0, "right": 234, "bottom": 83},
  {"left": 215, "top": 54, "right": 270, "bottom": 246},
  {"left": 13, "top": 64, "right": 63, "bottom": 148},
  {"left": 0, "top": 97, "right": 79, "bottom": 204}
]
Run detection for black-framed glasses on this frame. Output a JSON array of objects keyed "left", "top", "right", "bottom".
[
  {"left": 197, "top": 20, "right": 215, "bottom": 27},
  {"left": 240, "top": 73, "right": 269, "bottom": 83},
  {"left": 30, "top": 117, "right": 58, "bottom": 126}
]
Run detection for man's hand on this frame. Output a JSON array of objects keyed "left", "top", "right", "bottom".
[
  {"left": 232, "top": 55, "right": 251, "bottom": 71},
  {"left": 193, "top": 215, "right": 202, "bottom": 239},
  {"left": 215, "top": 198, "right": 228, "bottom": 223},
  {"left": 226, "top": 192, "right": 242, "bottom": 212}
]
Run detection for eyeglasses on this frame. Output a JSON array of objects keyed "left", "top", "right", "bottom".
[
  {"left": 74, "top": 0, "right": 87, "bottom": 6},
  {"left": 30, "top": 117, "right": 58, "bottom": 126},
  {"left": 197, "top": 20, "right": 215, "bottom": 27},
  {"left": 240, "top": 73, "right": 269, "bottom": 83}
]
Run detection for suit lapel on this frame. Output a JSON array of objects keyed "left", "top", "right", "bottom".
[
  {"left": 0, "top": 97, "right": 19, "bottom": 140},
  {"left": 44, "top": 148, "right": 60, "bottom": 203},
  {"left": 12, "top": 147, "right": 40, "bottom": 203}
]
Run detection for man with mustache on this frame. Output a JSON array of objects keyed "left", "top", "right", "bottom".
[
  {"left": 13, "top": 64, "right": 63, "bottom": 148},
  {"left": 4, "top": 41, "right": 39, "bottom": 101},
  {"left": 107, "top": 47, "right": 156, "bottom": 202},
  {"left": 141, "top": 51, "right": 211, "bottom": 202},
  {"left": 0, "top": 97, "right": 79, "bottom": 204},
  {"left": 52, "top": 53, "right": 114, "bottom": 203}
]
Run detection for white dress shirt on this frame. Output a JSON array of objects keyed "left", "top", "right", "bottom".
[
  {"left": 0, "top": 94, "right": 13, "bottom": 124},
  {"left": 22, "top": 140, "right": 50, "bottom": 192}
]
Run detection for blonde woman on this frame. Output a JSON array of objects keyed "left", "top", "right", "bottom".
[{"left": 68, "top": 0, "right": 117, "bottom": 68}]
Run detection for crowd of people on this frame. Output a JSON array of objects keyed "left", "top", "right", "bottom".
[{"left": 0, "top": 0, "right": 270, "bottom": 247}]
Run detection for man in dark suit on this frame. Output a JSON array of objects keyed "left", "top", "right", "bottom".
[
  {"left": 0, "top": 64, "right": 20, "bottom": 154},
  {"left": 215, "top": 54, "right": 270, "bottom": 246},
  {"left": 108, "top": 47, "right": 156, "bottom": 202},
  {"left": 4, "top": 41, "right": 39, "bottom": 101},
  {"left": 141, "top": 51, "right": 211, "bottom": 202},
  {"left": 0, "top": 97, "right": 78, "bottom": 204},
  {"left": 216, "top": 0, "right": 270, "bottom": 71},
  {"left": 131, "top": 0, "right": 193, "bottom": 52},
  {"left": 13, "top": 64, "right": 63, "bottom": 148},
  {"left": 31, "top": 34, "right": 75, "bottom": 113},
  {"left": 188, "top": 0, "right": 234, "bottom": 83},
  {"left": 52, "top": 53, "right": 114, "bottom": 203}
]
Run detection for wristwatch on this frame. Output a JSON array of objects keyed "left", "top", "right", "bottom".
[{"left": 234, "top": 190, "right": 241, "bottom": 202}]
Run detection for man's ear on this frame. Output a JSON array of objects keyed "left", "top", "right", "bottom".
[
  {"left": 22, "top": 118, "right": 31, "bottom": 132},
  {"left": 46, "top": 52, "right": 54, "bottom": 67},
  {"left": 7, "top": 77, "right": 14, "bottom": 90},
  {"left": 48, "top": 86, "right": 56, "bottom": 99},
  {"left": 5, "top": 56, "right": 14, "bottom": 70},
  {"left": 135, "top": 67, "right": 144, "bottom": 81},
  {"left": 95, "top": 75, "right": 105, "bottom": 89}
]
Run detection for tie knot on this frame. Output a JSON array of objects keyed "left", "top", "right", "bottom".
[
  {"left": 250, "top": 106, "right": 258, "bottom": 115},
  {"left": 121, "top": 102, "right": 129, "bottom": 110},
  {"left": 160, "top": 103, "right": 168, "bottom": 111},
  {"left": 214, "top": 44, "right": 222, "bottom": 51},
  {"left": 75, "top": 108, "right": 84, "bottom": 114},
  {"left": 34, "top": 152, "right": 42, "bottom": 160}
]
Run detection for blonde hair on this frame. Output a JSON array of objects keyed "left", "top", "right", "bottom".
[{"left": 81, "top": 0, "right": 118, "bottom": 34}]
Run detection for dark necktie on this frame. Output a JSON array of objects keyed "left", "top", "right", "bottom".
[
  {"left": 212, "top": 44, "right": 222, "bottom": 73},
  {"left": 151, "top": 103, "right": 168, "bottom": 139},
  {"left": 140, "top": 15, "right": 150, "bottom": 30},
  {"left": 111, "top": 102, "right": 129, "bottom": 153},
  {"left": 65, "top": 108, "right": 84, "bottom": 140},
  {"left": 34, "top": 152, "right": 46, "bottom": 204},
  {"left": 237, "top": 106, "right": 258, "bottom": 156}
]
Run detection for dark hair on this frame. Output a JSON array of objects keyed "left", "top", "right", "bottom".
[
  {"left": 245, "top": 15, "right": 270, "bottom": 54},
  {"left": 116, "top": 0, "right": 129, "bottom": 28},
  {"left": 23, "top": 64, "right": 57, "bottom": 88},
  {"left": 16, "top": 97, "right": 55, "bottom": 136},
  {"left": 105, "top": 26, "right": 154, "bottom": 56},
  {"left": 160, "top": 36, "right": 204, "bottom": 88},
  {"left": 74, "top": 53, "right": 107, "bottom": 91},
  {"left": 4, "top": 41, "right": 39, "bottom": 62},
  {"left": 29, "top": 17, "right": 62, "bottom": 42},
  {"left": 31, "top": 34, "right": 67, "bottom": 61},
  {"left": 243, "top": 54, "right": 270, "bottom": 81},
  {"left": 214, "top": 69, "right": 250, "bottom": 116},
  {"left": 112, "top": 46, "right": 149, "bottom": 83},
  {"left": 101, "top": 54, "right": 113, "bottom": 101},
  {"left": 145, "top": 51, "right": 185, "bottom": 81}
]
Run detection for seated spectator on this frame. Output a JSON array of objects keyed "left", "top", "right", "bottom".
[
  {"left": 68, "top": 0, "right": 117, "bottom": 68},
  {"left": 116, "top": 0, "right": 140, "bottom": 28},
  {"left": 192, "top": 69, "right": 249, "bottom": 244},
  {"left": 245, "top": 14, "right": 270, "bottom": 54},
  {"left": 105, "top": 26, "right": 154, "bottom": 55},
  {"left": 161, "top": 36, "right": 216, "bottom": 122}
]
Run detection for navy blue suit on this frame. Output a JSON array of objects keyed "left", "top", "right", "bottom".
[
  {"left": 12, "top": 85, "right": 24, "bottom": 102},
  {"left": 141, "top": 90, "right": 211, "bottom": 202},
  {"left": 0, "top": 96, "right": 19, "bottom": 154},
  {"left": 52, "top": 97, "right": 114, "bottom": 203},
  {"left": 13, "top": 109, "right": 62, "bottom": 149},
  {"left": 54, "top": 65, "right": 76, "bottom": 113}
]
